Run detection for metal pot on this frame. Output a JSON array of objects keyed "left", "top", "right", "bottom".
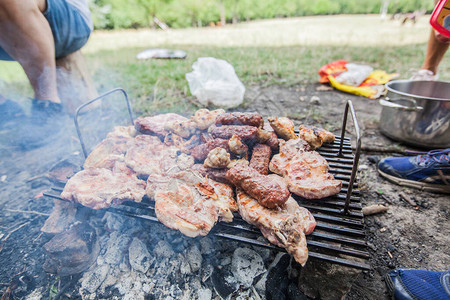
[{"left": 379, "top": 80, "right": 450, "bottom": 149}]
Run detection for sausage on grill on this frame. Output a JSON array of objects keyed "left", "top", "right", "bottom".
[
  {"left": 210, "top": 125, "right": 258, "bottom": 143},
  {"left": 216, "top": 112, "right": 264, "bottom": 128},
  {"left": 249, "top": 144, "right": 272, "bottom": 175},
  {"left": 226, "top": 164, "right": 290, "bottom": 209}
]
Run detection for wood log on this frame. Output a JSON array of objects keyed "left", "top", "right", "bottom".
[
  {"left": 56, "top": 50, "right": 98, "bottom": 115},
  {"left": 362, "top": 204, "right": 388, "bottom": 216}
]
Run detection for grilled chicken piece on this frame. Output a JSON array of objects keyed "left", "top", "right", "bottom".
[
  {"left": 270, "top": 139, "right": 341, "bottom": 199},
  {"left": 228, "top": 134, "right": 248, "bottom": 157},
  {"left": 268, "top": 117, "right": 298, "bottom": 140},
  {"left": 191, "top": 138, "right": 230, "bottom": 162},
  {"left": 204, "top": 147, "right": 231, "bottom": 169},
  {"left": 165, "top": 119, "right": 198, "bottom": 138},
  {"left": 125, "top": 135, "right": 193, "bottom": 177},
  {"left": 61, "top": 168, "right": 146, "bottom": 209},
  {"left": 192, "top": 108, "right": 225, "bottom": 130},
  {"left": 236, "top": 189, "right": 316, "bottom": 266},
  {"left": 164, "top": 133, "right": 200, "bottom": 154},
  {"left": 135, "top": 113, "right": 188, "bottom": 138},
  {"left": 148, "top": 170, "right": 236, "bottom": 237},
  {"left": 298, "top": 125, "right": 335, "bottom": 149}
]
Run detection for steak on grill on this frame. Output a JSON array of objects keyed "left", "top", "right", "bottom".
[
  {"left": 236, "top": 189, "right": 316, "bottom": 266},
  {"left": 148, "top": 170, "right": 237, "bottom": 237},
  {"left": 134, "top": 113, "right": 188, "bottom": 138},
  {"left": 61, "top": 167, "right": 146, "bottom": 209},
  {"left": 125, "top": 135, "right": 192, "bottom": 177},
  {"left": 270, "top": 139, "right": 342, "bottom": 199}
]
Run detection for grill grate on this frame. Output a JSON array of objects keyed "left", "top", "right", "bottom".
[{"left": 44, "top": 89, "right": 370, "bottom": 271}]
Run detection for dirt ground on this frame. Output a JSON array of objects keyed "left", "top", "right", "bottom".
[{"left": 0, "top": 83, "right": 448, "bottom": 299}]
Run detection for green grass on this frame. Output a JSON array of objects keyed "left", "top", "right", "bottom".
[{"left": 1, "top": 15, "right": 449, "bottom": 116}]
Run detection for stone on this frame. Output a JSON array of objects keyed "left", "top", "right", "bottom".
[
  {"left": 309, "top": 96, "right": 321, "bottom": 105},
  {"left": 41, "top": 200, "right": 77, "bottom": 234},
  {"left": 129, "top": 237, "right": 152, "bottom": 273},
  {"left": 231, "top": 247, "right": 266, "bottom": 288}
]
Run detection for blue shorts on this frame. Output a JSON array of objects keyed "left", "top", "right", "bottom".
[{"left": 0, "top": 0, "right": 92, "bottom": 61}]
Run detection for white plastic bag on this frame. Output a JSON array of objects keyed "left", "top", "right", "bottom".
[
  {"left": 335, "top": 63, "right": 373, "bottom": 87},
  {"left": 186, "top": 57, "right": 245, "bottom": 108}
]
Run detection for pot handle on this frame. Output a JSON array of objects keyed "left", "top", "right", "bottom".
[{"left": 379, "top": 97, "right": 423, "bottom": 111}]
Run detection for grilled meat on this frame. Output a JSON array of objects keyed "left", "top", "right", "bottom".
[
  {"left": 106, "top": 125, "right": 138, "bottom": 139},
  {"left": 83, "top": 136, "right": 129, "bottom": 170},
  {"left": 191, "top": 164, "right": 230, "bottom": 184},
  {"left": 165, "top": 119, "right": 198, "bottom": 138},
  {"left": 125, "top": 135, "right": 192, "bottom": 177},
  {"left": 215, "top": 112, "right": 264, "bottom": 128},
  {"left": 270, "top": 139, "right": 342, "bottom": 199},
  {"left": 148, "top": 170, "right": 236, "bottom": 237},
  {"left": 210, "top": 125, "right": 258, "bottom": 142},
  {"left": 236, "top": 189, "right": 316, "bottom": 266},
  {"left": 228, "top": 134, "right": 248, "bottom": 157},
  {"left": 298, "top": 125, "right": 335, "bottom": 149},
  {"left": 135, "top": 113, "right": 188, "bottom": 138},
  {"left": 191, "top": 138, "right": 230, "bottom": 162},
  {"left": 268, "top": 117, "right": 298, "bottom": 140},
  {"left": 192, "top": 108, "right": 225, "bottom": 130},
  {"left": 249, "top": 144, "right": 272, "bottom": 175},
  {"left": 204, "top": 148, "right": 231, "bottom": 169},
  {"left": 61, "top": 167, "right": 146, "bottom": 209},
  {"left": 163, "top": 133, "right": 200, "bottom": 154},
  {"left": 226, "top": 164, "right": 290, "bottom": 209}
]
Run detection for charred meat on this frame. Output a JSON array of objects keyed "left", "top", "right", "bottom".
[
  {"left": 210, "top": 125, "right": 258, "bottom": 143},
  {"left": 249, "top": 144, "right": 272, "bottom": 175}
]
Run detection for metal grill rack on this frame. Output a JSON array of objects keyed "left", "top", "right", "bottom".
[{"left": 44, "top": 89, "right": 370, "bottom": 271}]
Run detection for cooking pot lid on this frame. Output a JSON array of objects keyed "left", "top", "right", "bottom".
[{"left": 385, "top": 80, "right": 450, "bottom": 101}]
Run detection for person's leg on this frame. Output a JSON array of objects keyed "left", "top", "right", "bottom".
[
  {"left": 421, "top": 29, "right": 450, "bottom": 74},
  {"left": 0, "top": 0, "right": 60, "bottom": 103}
]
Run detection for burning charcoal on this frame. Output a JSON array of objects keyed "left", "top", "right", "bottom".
[
  {"left": 231, "top": 247, "right": 266, "bottom": 288},
  {"left": 129, "top": 238, "right": 152, "bottom": 273},
  {"left": 154, "top": 240, "right": 175, "bottom": 259},
  {"left": 43, "top": 222, "right": 99, "bottom": 276},
  {"left": 288, "top": 282, "right": 308, "bottom": 300},
  {"left": 265, "top": 253, "right": 291, "bottom": 300},
  {"left": 41, "top": 200, "right": 77, "bottom": 234}
]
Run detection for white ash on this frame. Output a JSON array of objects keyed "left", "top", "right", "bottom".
[
  {"left": 80, "top": 264, "right": 110, "bottom": 294},
  {"left": 231, "top": 247, "right": 266, "bottom": 288},
  {"left": 197, "top": 288, "right": 213, "bottom": 300},
  {"left": 103, "top": 232, "right": 131, "bottom": 265},
  {"left": 128, "top": 237, "right": 152, "bottom": 273}
]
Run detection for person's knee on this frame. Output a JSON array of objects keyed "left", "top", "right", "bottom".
[{"left": 0, "top": 0, "right": 45, "bottom": 19}]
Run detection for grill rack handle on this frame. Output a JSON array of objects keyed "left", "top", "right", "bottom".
[
  {"left": 338, "top": 100, "right": 361, "bottom": 214},
  {"left": 74, "top": 88, "right": 134, "bottom": 159}
]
